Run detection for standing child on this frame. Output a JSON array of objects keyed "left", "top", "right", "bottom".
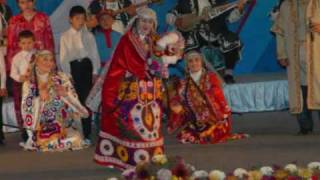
[
  {"left": 94, "top": 10, "right": 121, "bottom": 67},
  {"left": 60, "top": 6, "right": 100, "bottom": 145},
  {"left": 0, "top": 49, "right": 6, "bottom": 145},
  {"left": 10, "top": 30, "right": 35, "bottom": 144}
]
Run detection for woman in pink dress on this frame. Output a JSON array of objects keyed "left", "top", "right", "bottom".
[{"left": 6, "top": 0, "right": 54, "bottom": 140}]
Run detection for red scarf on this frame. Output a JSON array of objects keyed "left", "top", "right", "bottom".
[{"left": 101, "top": 28, "right": 112, "bottom": 48}]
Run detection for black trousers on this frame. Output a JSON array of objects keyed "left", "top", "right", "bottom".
[
  {"left": 0, "top": 97, "right": 4, "bottom": 141},
  {"left": 297, "top": 86, "right": 315, "bottom": 132},
  {"left": 70, "top": 58, "right": 93, "bottom": 139}
]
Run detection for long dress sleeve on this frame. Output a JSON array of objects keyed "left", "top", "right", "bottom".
[
  {"left": 59, "top": 35, "right": 71, "bottom": 75},
  {"left": 271, "top": 6, "right": 288, "bottom": 60}
]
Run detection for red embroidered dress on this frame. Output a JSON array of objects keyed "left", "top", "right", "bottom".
[
  {"left": 94, "top": 29, "right": 164, "bottom": 170},
  {"left": 168, "top": 71, "right": 245, "bottom": 144},
  {"left": 6, "top": 12, "right": 54, "bottom": 71}
]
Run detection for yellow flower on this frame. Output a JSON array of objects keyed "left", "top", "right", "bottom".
[
  {"left": 298, "top": 168, "right": 312, "bottom": 179},
  {"left": 274, "top": 170, "right": 288, "bottom": 180},
  {"left": 151, "top": 154, "right": 167, "bottom": 165},
  {"left": 248, "top": 170, "right": 262, "bottom": 180},
  {"left": 172, "top": 176, "right": 178, "bottom": 180},
  {"left": 116, "top": 146, "right": 129, "bottom": 162}
]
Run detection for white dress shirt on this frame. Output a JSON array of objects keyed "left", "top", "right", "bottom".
[
  {"left": 10, "top": 50, "right": 34, "bottom": 82},
  {"left": 60, "top": 27, "right": 100, "bottom": 75},
  {"left": 0, "top": 51, "right": 6, "bottom": 89}
]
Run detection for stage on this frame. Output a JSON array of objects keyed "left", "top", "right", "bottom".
[{"left": 1, "top": 73, "right": 320, "bottom": 180}]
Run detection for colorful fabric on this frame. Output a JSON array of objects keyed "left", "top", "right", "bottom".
[
  {"left": 94, "top": 29, "right": 164, "bottom": 170},
  {"left": 21, "top": 72, "right": 86, "bottom": 152},
  {"left": 6, "top": 12, "right": 54, "bottom": 72},
  {"left": 168, "top": 71, "right": 245, "bottom": 144}
]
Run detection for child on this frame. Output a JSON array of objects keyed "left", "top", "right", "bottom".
[
  {"left": 0, "top": 49, "right": 6, "bottom": 145},
  {"left": 60, "top": 6, "right": 100, "bottom": 145},
  {"left": 94, "top": 10, "right": 121, "bottom": 67},
  {"left": 10, "top": 30, "right": 35, "bottom": 144}
]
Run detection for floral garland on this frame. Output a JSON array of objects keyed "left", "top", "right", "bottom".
[{"left": 107, "top": 155, "right": 320, "bottom": 180}]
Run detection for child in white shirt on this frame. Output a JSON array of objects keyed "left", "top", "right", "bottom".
[
  {"left": 10, "top": 30, "right": 35, "bottom": 82},
  {"left": 60, "top": 6, "right": 100, "bottom": 144},
  {"left": 10, "top": 30, "right": 35, "bottom": 147}
]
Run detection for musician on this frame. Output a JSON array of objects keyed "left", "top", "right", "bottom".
[
  {"left": 88, "top": 0, "right": 136, "bottom": 34},
  {"left": 166, "top": 0, "right": 246, "bottom": 83}
]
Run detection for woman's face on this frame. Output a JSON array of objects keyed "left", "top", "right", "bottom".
[
  {"left": 18, "top": 0, "right": 35, "bottom": 12},
  {"left": 187, "top": 54, "right": 203, "bottom": 73},
  {"left": 36, "top": 54, "right": 55, "bottom": 73},
  {"left": 137, "top": 18, "right": 154, "bottom": 35}
]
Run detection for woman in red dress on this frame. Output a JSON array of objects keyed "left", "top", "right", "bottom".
[
  {"left": 6, "top": 0, "right": 54, "bottom": 132},
  {"left": 168, "top": 51, "right": 245, "bottom": 144},
  {"left": 94, "top": 8, "right": 165, "bottom": 170}
]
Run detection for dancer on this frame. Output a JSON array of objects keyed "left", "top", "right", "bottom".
[{"left": 168, "top": 51, "right": 245, "bottom": 144}]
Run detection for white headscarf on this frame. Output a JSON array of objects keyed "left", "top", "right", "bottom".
[{"left": 126, "top": 7, "right": 158, "bottom": 32}]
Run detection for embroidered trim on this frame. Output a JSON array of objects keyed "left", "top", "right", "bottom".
[
  {"left": 128, "top": 30, "right": 149, "bottom": 61},
  {"left": 99, "top": 131, "right": 164, "bottom": 148},
  {"left": 94, "top": 154, "right": 134, "bottom": 170}
]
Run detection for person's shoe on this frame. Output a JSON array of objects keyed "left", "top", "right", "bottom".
[
  {"left": 82, "top": 139, "right": 92, "bottom": 147},
  {"left": 224, "top": 74, "right": 236, "bottom": 84},
  {"left": 19, "top": 142, "right": 26, "bottom": 148},
  {"left": 297, "top": 129, "right": 313, "bottom": 135}
]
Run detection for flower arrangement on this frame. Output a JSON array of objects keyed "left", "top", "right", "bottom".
[{"left": 107, "top": 158, "right": 320, "bottom": 180}]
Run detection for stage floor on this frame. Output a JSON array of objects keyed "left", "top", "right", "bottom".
[
  {"left": 1, "top": 110, "right": 320, "bottom": 180},
  {"left": 1, "top": 73, "right": 320, "bottom": 180}
]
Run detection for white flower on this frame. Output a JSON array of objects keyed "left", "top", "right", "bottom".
[
  {"left": 260, "top": 166, "right": 274, "bottom": 176},
  {"left": 209, "top": 170, "right": 226, "bottom": 180},
  {"left": 157, "top": 168, "right": 172, "bottom": 180},
  {"left": 284, "top": 164, "right": 298, "bottom": 173},
  {"left": 107, "top": 178, "right": 118, "bottom": 180},
  {"left": 308, "top": 162, "right": 320, "bottom": 170},
  {"left": 192, "top": 170, "right": 209, "bottom": 179},
  {"left": 234, "top": 168, "right": 248, "bottom": 178},
  {"left": 186, "top": 164, "right": 196, "bottom": 172}
]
